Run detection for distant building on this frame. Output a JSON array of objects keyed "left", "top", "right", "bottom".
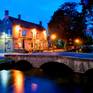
[{"left": 0, "top": 10, "right": 48, "bottom": 52}]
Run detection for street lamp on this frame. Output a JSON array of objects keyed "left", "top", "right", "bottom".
[
  {"left": 51, "top": 34, "right": 56, "bottom": 40},
  {"left": 74, "top": 38, "right": 82, "bottom": 52},
  {"left": 50, "top": 34, "right": 57, "bottom": 51},
  {"left": 74, "top": 38, "right": 82, "bottom": 45}
]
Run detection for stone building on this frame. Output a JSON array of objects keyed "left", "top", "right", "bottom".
[{"left": 0, "top": 10, "right": 48, "bottom": 52}]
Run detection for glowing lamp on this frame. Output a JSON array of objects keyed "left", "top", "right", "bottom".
[
  {"left": 31, "top": 28, "right": 37, "bottom": 38},
  {"left": 75, "top": 39, "right": 80, "bottom": 44},
  {"left": 15, "top": 25, "right": 21, "bottom": 31},
  {"left": 43, "top": 30, "right": 47, "bottom": 40},
  {"left": 51, "top": 34, "right": 56, "bottom": 40}
]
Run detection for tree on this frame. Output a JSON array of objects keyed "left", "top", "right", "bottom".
[
  {"left": 81, "top": 0, "right": 93, "bottom": 40},
  {"left": 48, "top": 2, "right": 85, "bottom": 46},
  {"left": 84, "top": 36, "right": 93, "bottom": 45},
  {"left": 55, "top": 39, "right": 65, "bottom": 48},
  {"left": 81, "top": 0, "right": 93, "bottom": 14}
]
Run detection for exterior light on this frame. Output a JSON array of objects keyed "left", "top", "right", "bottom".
[
  {"left": 50, "top": 34, "right": 57, "bottom": 51},
  {"left": 18, "top": 42, "right": 22, "bottom": 47},
  {"left": 32, "top": 28, "right": 36, "bottom": 33},
  {"left": 74, "top": 38, "right": 82, "bottom": 46},
  {"left": 43, "top": 30, "right": 47, "bottom": 40},
  {"left": 1, "top": 32, "right": 7, "bottom": 38},
  {"left": 31, "top": 28, "right": 37, "bottom": 50},
  {"left": 14, "top": 25, "right": 22, "bottom": 37},
  {"left": 32, "top": 28, "right": 37, "bottom": 38},
  {"left": 75, "top": 39, "right": 79, "bottom": 43},
  {"left": 15, "top": 25, "right": 21, "bottom": 31},
  {"left": 51, "top": 34, "right": 56, "bottom": 40}
]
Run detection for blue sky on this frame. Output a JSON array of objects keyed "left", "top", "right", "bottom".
[{"left": 0, "top": 0, "right": 80, "bottom": 29}]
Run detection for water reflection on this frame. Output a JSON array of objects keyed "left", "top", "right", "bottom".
[
  {"left": 12, "top": 70, "right": 24, "bottom": 93},
  {"left": 0, "top": 70, "right": 60, "bottom": 93},
  {"left": 0, "top": 70, "right": 10, "bottom": 93},
  {"left": 31, "top": 83, "right": 38, "bottom": 92},
  {"left": 25, "top": 76, "right": 59, "bottom": 93}
]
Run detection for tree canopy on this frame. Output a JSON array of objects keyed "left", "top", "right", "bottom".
[{"left": 48, "top": 2, "right": 85, "bottom": 43}]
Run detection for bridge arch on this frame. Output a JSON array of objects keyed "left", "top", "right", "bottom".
[
  {"left": 14, "top": 60, "right": 33, "bottom": 71},
  {"left": 84, "top": 68, "right": 93, "bottom": 78},
  {"left": 83, "top": 68, "right": 93, "bottom": 92},
  {"left": 40, "top": 61, "right": 73, "bottom": 78}
]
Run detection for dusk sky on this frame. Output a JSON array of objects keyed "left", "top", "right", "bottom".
[{"left": 0, "top": 0, "right": 80, "bottom": 29}]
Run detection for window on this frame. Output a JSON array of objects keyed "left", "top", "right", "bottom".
[{"left": 22, "top": 30, "right": 26, "bottom": 36}]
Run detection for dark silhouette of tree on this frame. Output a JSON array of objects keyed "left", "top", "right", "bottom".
[
  {"left": 84, "top": 36, "right": 93, "bottom": 45},
  {"left": 81, "top": 0, "right": 93, "bottom": 14},
  {"left": 48, "top": 2, "right": 85, "bottom": 46},
  {"left": 81, "top": 0, "right": 93, "bottom": 41}
]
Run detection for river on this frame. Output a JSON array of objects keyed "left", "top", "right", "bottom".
[
  {"left": 0, "top": 69, "right": 68, "bottom": 93},
  {"left": 0, "top": 69, "right": 84, "bottom": 93}
]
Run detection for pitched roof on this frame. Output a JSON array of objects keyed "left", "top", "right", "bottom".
[{"left": 8, "top": 16, "right": 45, "bottom": 31}]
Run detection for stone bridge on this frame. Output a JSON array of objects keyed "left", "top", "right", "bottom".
[{"left": 4, "top": 52, "right": 93, "bottom": 73}]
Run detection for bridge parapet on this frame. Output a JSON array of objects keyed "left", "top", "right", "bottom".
[{"left": 4, "top": 53, "right": 93, "bottom": 73}]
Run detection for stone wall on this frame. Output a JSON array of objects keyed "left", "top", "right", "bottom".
[{"left": 5, "top": 54, "right": 93, "bottom": 73}]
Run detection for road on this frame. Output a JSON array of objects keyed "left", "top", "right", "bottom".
[
  {"left": 0, "top": 52, "right": 93, "bottom": 60},
  {"left": 57, "top": 52, "right": 93, "bottom": 60},
  {"left": 31, "top": 52, "right": 93, "bottom": 60}
]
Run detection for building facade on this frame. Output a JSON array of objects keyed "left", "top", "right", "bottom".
[{"left": 0, "top": 10, "right": 48, "bottom": 52}]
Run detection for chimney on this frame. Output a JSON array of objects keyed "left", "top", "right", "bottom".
[
  {"left": 18, "top": 14, "right": 21, "bottom": 20},
  {"left": 39, "top": 21, "right": 42, "bottom": 26},
  {"left": 5, "top": 10, "right": 9, "bottom": 16}
]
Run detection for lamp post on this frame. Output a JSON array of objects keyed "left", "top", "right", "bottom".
[
  {"left": 74, "top": 38, "right": 82, "bottom": 52},
  {"left": 51, "top": 34, "right": 57, "bottom": 51},
  {"left": 74, "top": 38, "right": 82, "bottom": 45}
]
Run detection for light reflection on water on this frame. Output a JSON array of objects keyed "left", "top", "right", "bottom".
[
  {"left": 12, "top": 70, "right": 24, "bottom": 93},
  {"left": 25, "top": 76, "right": 59, "bottom": 93},
  {"left": 0, "top": 70, "right": 10, "bottom": 87},
  {"left": 0, "top": 70, "right": 60, "bottom": 93},
  {"left": 0, "top": 70, "right": 10, "bottom": 93}
]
